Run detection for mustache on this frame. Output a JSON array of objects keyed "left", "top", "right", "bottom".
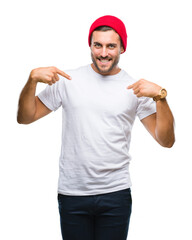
[{"left": 97, "top": 56, "right": 112, "bottom": 60}]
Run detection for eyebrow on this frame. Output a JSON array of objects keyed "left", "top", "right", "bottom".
[{"left": 93, "top": 42, "right": 117, "bottom": 47}]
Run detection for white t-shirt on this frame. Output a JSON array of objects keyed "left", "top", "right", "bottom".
[{"left": 38, "top": 64, "right": 156, "bottom": 196}]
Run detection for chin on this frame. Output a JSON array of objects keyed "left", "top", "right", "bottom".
[
  {"left": 98, "top": 66, "right": 112, "bottom": 74},
  {"left": 91, "top": 52, "right": 120, "bottom": 75},
  {"left": 93, "top": 59, "right": 116, "bottom": 75}
]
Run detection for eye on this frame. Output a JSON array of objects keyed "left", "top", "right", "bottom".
[
  {"left": 108, "top": 44, "right": 116, "bottom": 49},
  {"left": 94, "top": 43, "right": 102, "bottom": 48}
]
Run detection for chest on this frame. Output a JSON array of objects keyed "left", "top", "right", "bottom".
[{"left": 62, "top": 77, "right": 137, "bottom": 120}]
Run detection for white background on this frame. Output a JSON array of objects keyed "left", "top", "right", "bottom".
[{"left": 0, "top": 0, "right": 192, "bottom": 239}]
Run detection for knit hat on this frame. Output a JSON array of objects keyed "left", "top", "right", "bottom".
[{"left": 88, "top": 15, "right": 127, "bottom": 53}]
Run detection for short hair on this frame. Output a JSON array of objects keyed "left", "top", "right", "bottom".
[{"left": 90, "top": 26, "right": 123, "bottom": 48}]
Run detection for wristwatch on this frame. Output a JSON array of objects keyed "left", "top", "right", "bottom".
[{"left": 153, "top": 88, "right": 167, "bottom": 102}]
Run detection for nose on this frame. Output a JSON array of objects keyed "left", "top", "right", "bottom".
[{"left": 100, "top": 46, "right": 108, "bottom": 58}]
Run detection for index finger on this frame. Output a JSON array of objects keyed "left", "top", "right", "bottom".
[
  {"left": 127, "top": 82, "right": 136, "bottom": 89},
  {"left": 56, "top": 68, "right": 72, "bottom": 80},
  {"left": 127, "top": 81, "right": 140, "bottom": 89},
  {"left": 127, "top": 84, "right": 133, "bottom": 89}
]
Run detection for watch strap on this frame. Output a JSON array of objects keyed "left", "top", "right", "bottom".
[{"left": 153, "top": 88, "right": 167, "bottom": 102}]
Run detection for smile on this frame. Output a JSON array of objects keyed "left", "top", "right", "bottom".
[{"left": 97, "top": 58, "right": 112, "bottom": 65}]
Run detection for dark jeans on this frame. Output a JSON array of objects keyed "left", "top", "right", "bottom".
[{"left": 58, "top": 188, "right": 132, "bottom": 240}]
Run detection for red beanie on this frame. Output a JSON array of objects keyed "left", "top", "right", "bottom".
[{"left": 88, "top": 15, "right": 127, "bottom": 53}]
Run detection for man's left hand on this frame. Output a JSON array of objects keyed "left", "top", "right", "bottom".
[{"left": 127, "top": 79, "right": 162, "bottom": 98}]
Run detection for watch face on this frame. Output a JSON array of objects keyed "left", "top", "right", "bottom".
[{"left": 161, "top": 89, "right": 167, "bottom": 98}]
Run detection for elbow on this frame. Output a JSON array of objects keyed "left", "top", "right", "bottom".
[
  {"left": 17, "top": 118, "right": 28, "bottom": 125},
  {"left": 168, "top": 137, "right": 175, "bottom": 148},
  {"left": 17, "top": 119, "right": 33, "bottom": 125},
  {"left": 17, "top": 115, "right": 24, "bottom": 124},
  {"left": 163, "top": 141, "right": 175, "bottom": 148},
  {"left": 158, "top": 137, "right": 175, "bottom": 148},
  {"left": 17, "top": 119, "right": 22, "bottom": 124},
  {"left": 17, "top": 108, "right": 35, "bottom": 124},
  {"left": 17, "top": 114, "right": 33, "bottom": 125}
]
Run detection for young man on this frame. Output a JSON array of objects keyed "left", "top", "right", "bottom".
[{"left": 17, "top": 15, "right": 175, "bottom": 240}]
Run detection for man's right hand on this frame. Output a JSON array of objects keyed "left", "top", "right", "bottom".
[
  {"left": 29, "top": 66, "right": 72, "bottom": 85},
  {"left": 17, "top": 66, "right": 71, "bottom": 124}
]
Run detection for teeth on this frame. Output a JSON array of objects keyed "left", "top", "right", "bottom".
[{"left": 100, "top": 60, "right": 109, "bottom": 63}]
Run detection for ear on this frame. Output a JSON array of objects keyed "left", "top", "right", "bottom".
[
  {"left": 121, "top": 45, "right": 125, "bottom": 53},
  {"left": 120, "top": 46, "right": 125, "bottom": 54}
]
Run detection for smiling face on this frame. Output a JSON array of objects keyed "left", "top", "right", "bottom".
[{"left": 90, "top": 30, "right": 124, "bottom": 75}]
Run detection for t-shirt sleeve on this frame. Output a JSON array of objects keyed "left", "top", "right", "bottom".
[
  {"left": 37, "top": 81, "right": 62, "bottom": 111},
  {"left": 136, "top": 96, "right": 156, "bottom": 120}
]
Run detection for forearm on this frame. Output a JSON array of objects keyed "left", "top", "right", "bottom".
[
  {"left": 17, "top": 77, "right": 38, "bottom": 124},
  {"left": 155, "top": 99, "right": 175, "bottom": 147}
]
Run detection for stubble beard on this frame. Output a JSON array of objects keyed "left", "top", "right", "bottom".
[{"left": 91, "top": 52, "right": 120, "bottom": 75}]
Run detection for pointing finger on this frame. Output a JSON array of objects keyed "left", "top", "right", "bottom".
[
  {"left": 127, "top": 83, "right": 137, "bottom": 89},
  {"left": 127, "top": 81, "right": 140, "bottom": 90},
  {"left": 127, "top": 84, "right": 133, "bottom": 89},
  {"left": 55, "top": 68, "right": 72, "bottom": 80}
]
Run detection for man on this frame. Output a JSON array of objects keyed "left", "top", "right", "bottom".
[{"left": 17, "top": 15, "right": 175, "bottom": 240}]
